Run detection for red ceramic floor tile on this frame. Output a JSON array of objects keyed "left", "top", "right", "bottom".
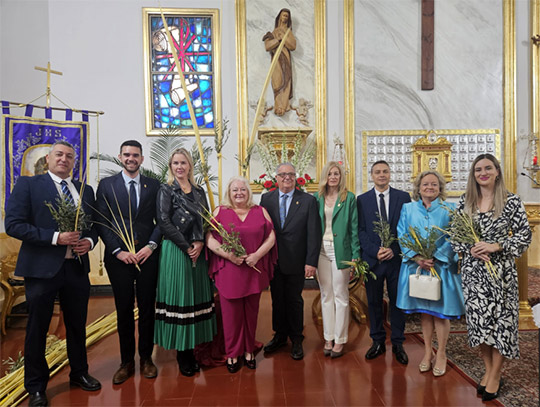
[
  {"left": 237, "top": 392, "right": 287, "bottom": 406},
  {"left": 141, "top": 397, "right": 191, "bottom": 406},
  {"left": 191, "top": 372, "right": 241, "bottom": 398},
  {"left": 285, "top": 390, "right": 336, "bottom": 406},
  {"left": 188, "top": 394, "right": 239, "bottom": 406}
]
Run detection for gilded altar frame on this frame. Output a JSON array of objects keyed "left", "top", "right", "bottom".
[
  {"left": 142, "top": 8, "right": 222, "bottom": 137},
  {"left": 235, "top": 0, "right": 326, "bottom": 185}
]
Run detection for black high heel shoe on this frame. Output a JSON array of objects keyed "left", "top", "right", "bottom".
[
  {"left": 226, "top": 358, "right": 241, "bottom": 373},
  {"left": 476, "top": 383, "right": 485, "bottom": 396},
  {"left": 244, "top": 353, "right": 256, "bottom": 370},
  {"left": 481, "top": 378, "right": 503, "bottom": 401}
]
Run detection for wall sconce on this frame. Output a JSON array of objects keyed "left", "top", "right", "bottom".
[{"left": 522, "top": 132, "right": 540, "bottom": 187}]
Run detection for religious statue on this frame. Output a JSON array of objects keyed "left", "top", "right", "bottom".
[{"left": 262, "top": 8, "right": 297, "bottom": 116}]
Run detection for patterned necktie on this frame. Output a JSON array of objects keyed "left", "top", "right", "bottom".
[
  {"left": 129, "top": 180, "right": 138, "bottom": 215},
  {"left": 60, "top": 180, "right": 75, "bottom": 206},
  {"left": 280, "top": 194, "right": 288, "bottom": 228},
  {"left": 379, "top": 193, "right": 388, "bottom": 222}
]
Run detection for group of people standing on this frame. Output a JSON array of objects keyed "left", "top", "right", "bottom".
[{"left": 4, "top": 138, "right": 532, "bottom": 406}]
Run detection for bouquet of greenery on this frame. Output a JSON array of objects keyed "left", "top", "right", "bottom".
[
  {"left": 45, "top": 193, "right": 91, "bottom": 233},
  {"left": 201, "top": 207, "right": 261, "bottom": 273},
  {"left": 399, "top": 226, "right": 441, "bottom": 279},
  {"left": 434, "top": 207, "right": 498, "bottom": 280},
  {"left": 341, "top": 259, "right": 376, "bottom": 284},
  {"left": 373, "top": 212, "right": 397, "bottom": 248}
]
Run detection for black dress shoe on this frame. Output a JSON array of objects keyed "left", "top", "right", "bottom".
[
  {"left": 29, "top": 391, "right": 48, "bottom": 407},
  {"left": 263, "top": 335, "right": 287, "bottom": 353},
  {"left": 291, "top": 341, "right": 304, "bottom": 360},
  {"left": 392, "top": 344, "right": 409, "bottom": 365},
  {"left": 226, "top": 358, "right": 241, "bottom": 373},
  {"left": 70, "top": 373, "right": 101, "bottom": 391},
  {"left": 365, "top": 342, "right": 386, "bottom": 360}
]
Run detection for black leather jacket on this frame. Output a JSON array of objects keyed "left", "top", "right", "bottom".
[{"left": 156, "top": 180, "right": 209, "bottom": 252}]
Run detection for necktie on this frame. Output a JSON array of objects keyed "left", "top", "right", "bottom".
[
  {"left": 129, "top": 180, "right": 138, "bottom": 215},
  {"left": 280, "top": 194, "right": 288, "bottom": 228},
  {"left": 60, "top": 180, "right": 75, "bottom": 206},
  {"left": 379, "top": 193, "right": 388, "bottom": 222}
]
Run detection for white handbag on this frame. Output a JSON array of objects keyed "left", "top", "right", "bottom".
[{"left": 409, "top": 267, "right": 441, "bottom": 301}]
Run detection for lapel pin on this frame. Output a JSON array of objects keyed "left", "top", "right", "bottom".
[
  {"left": 144, "top": 184, "right": 147, "bottom": 188},
  {"left": 296, "top": 201, "right": 299, "bottom": 205}
]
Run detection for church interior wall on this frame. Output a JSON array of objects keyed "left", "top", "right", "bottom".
[{"left": 0, "top": 0, "right": 538, "bottom": 285}]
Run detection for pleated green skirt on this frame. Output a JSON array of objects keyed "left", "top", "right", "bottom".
[{"left": 154, "top": 239, "right": 216, "bottom": 351}]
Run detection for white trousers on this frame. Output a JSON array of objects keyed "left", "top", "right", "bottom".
[{"left": 317, "top": 240, "right": 349, "bottom": 344}]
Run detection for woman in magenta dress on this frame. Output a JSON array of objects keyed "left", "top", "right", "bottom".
[{"left": 206, "top": 176, "right": 277, "bottom": 373}]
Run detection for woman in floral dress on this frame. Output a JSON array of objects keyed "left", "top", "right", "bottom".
[{"left": 452, "top": 154, "right": 531, "bottom": 401}]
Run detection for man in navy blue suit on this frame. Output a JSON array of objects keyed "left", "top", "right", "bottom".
[
  {"left": 357, "top": 160, "right": 411, "bottom": 365},
  {"left": 5, "top": 141, "right": 101, "bottom": 407},
  {"left": 95, "top": 140, "right": 161, "bottom": 385}
]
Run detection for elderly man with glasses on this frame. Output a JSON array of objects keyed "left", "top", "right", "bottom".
[{"left": 260, "top": 163, "right": 321, "bottom": 360}]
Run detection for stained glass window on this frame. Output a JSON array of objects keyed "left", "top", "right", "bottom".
[{"left": 143, "top": 9, "right": 220, "bottom": 136}]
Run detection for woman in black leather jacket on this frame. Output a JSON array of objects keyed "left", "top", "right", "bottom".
[{"left": 154, "top": 148, "right": 216, "bottom": 377}]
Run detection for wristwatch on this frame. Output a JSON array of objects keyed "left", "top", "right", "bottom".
[{"left": 147, "top": 242, "right": 158, "bottom": 251}]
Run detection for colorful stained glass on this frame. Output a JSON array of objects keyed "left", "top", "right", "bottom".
[{"left": 150, "top": 14, "right": 215, "bottom": 129}]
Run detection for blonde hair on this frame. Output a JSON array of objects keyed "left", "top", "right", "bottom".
[
  {"left": 222, "top": 176, "right": 255, "bottom": 209},
  {"left": 167, "top": 148, "right": 195, "bottom": 186},
  {"left": 464, "top": 154, "right": 507, "bottom": 218},
  {"left": 411, "top": 171, "right": 447, "bottom": 201},
  {"left": 318, "top": 161, "right": 348, "bottom": 202}
]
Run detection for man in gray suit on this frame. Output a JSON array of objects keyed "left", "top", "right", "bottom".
[{"left": 260, "top": 163, "right": 321, "bottom": 360}]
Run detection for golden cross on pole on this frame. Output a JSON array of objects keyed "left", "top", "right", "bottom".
[{"left": 34, "top": 62, "right": 63, "bottom": 107}]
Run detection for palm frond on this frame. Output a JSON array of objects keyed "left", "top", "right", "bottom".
[{"left": 149, "top": 131, "right": 185, "bottom": 175}]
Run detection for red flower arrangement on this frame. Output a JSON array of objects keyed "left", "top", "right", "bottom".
[{"left": 254, "top": 173, "right": 314, "bottom": 192}]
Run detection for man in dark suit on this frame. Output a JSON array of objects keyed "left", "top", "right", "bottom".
[
  {"left": 95, "top": 140, "right": 161, "bottom": 384},
  {"left": 357, "top": 160, "right": 411, "bottom": 365},
  {"left": 5, "top": 141, "right": 101, "bottom": 407},
  {"left": 260, "top": 162, "right": 321, "bottom": 360}
]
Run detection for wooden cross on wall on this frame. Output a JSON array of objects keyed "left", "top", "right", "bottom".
[{"left": 421, "top": 0, "right": 434, "bottom": 90}]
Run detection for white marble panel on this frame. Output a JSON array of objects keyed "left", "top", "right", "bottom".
[{"left": 354, "top": 0, "right": 504, "bottom": 189}]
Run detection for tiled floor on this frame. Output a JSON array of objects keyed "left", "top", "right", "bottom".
[{"left": 1, "top": 290, "right": 499, "bottom": 406}]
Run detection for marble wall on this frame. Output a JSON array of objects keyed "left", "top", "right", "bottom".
[{"left": 354, "top": 0, "right": 504, "bottom": 190}]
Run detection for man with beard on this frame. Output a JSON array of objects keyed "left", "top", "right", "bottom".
[{"left": 96, "top": 140, "right": 162, "bottom": 384}]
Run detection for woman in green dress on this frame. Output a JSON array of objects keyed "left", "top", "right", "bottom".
[{"left": 154, "top": 148, "right": 216, "bottom": 377}]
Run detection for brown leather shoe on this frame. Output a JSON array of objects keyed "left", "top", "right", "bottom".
[
  {"left": 140, "top": 358, "right": 158, "bottom": 379},
  {"left": 112, "top": 361, "right": 135, "bottom": 385}
]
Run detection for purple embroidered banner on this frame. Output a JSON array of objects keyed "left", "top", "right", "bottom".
[{"left": 1, "top": 111, "right": 89, "bottom": 212}]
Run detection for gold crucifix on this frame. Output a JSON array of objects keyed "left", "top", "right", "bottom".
[{"left": 34, "top": 62, "right": 63, "bottom": 107}]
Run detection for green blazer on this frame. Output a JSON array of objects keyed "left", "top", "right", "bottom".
[{"left": 314, "top": 190, "right": 361, "bottom": 269}]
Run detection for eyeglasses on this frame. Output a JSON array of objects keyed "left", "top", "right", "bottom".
[{"left": 276, "top": 172, "right": 296, "bottom": 179}]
